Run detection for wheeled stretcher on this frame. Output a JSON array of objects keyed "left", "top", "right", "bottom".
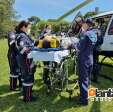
[{"left": 27, "top": 48, "right": 73, "bottom": 93}]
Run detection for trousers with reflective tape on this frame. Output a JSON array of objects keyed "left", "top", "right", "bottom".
[
  {"left": 77, "top": 29, "right": 97, "bottom": 102},
  {"left": 7, "top": 31, "right": 22, "bottom": 90}
]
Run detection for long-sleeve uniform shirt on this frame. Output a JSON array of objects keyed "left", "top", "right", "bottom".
[{"left": 76, "top": 29, "right": 97, "bottom": 66}]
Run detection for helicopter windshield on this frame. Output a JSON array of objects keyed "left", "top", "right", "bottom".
[{"left": 93, "top": 15, "right": 112, "bottom": 36}]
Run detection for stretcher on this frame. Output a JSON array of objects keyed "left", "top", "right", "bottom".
[
  {"left": 27, "top": 48, "right": 73, "bottom": 93},
  {"left": 28, "top": 48, "right": 69, "bottom": 63},
  {"left": 27, "top": 37, "right": 79, "bottom": 95}
]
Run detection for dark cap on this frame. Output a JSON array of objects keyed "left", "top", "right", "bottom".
[{"left": 85, "top": 18, "right": 94, "bottom": 26}]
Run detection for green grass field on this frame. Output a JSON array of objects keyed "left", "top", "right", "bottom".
[{"left": 0, "top": 39, "right": 113, "bottom": 112}]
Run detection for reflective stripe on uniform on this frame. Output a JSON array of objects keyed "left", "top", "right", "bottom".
[
  {"left": 15, "top": 35, "right": 22, "bottom": 50},
  {"left": 10, "top": 40, "right": 15, "bottom": 45},
  {"left": 23, "top": 83, "right": 33, "bottom": 86},
  {"left": 82, "top": 83, "right": 88, "bottom": 92},
  {"left": 16, "top": 35, "right": 21, "bottom": 40},
  {"left": 21, "top": 78, "right": 24, "bottom": 81},
  {"left": 20, "top": 47, "right": 27, "bottom": 54},
  {"left": 10, "top": 74, "right": 18, "bottom": 78}
]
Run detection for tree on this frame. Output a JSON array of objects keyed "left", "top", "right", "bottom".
[
  {"left": 84, "top": 11, "right": 97, "bottom": 19},
  {"left": 33, "top": 20, "right": 70, "bottom": 38},
  {"left": 28, "top": 16, "right": 40, "bottom": 24},
  {"left": 0, "top": 0, "right": 16, "bottom": 38}
]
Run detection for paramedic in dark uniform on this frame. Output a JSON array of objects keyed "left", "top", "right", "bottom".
[
  {"left": 7, "top": 28, "right": 22, "bottom": 90},
  {"left": 92, "top": 28, "right": 103, "bottom": 82},
  {"left": 75, "top": 19, "right": 97, "bottom": 105},
  {"left": 16, "top": 21, "right": 37, "bottom": 102}
]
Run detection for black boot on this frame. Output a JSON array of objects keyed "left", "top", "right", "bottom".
[
  {"left": 75, "top": 96, "right": 88, "bottom": 106},
  {"left": 10, "top": 77, "right": 18, "bottom": 91}
]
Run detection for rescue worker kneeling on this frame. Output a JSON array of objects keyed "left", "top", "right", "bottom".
[
  {"left": 74, "top": 19, "right": 97, "bottom": 105},
  {"left": 16, "top": 21, "right": 37, "bottom": 102}
]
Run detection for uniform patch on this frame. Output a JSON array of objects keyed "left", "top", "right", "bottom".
[
  {"left": 11, "top": 34, "right": 16, "bottom": 39},
  {"left": 20, "top": 41, "right": 24, "bottom": 47}
]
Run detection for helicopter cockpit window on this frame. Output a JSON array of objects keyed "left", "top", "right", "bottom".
[{"left": 108, "top": 19, "right": 113, "bottom": 35}]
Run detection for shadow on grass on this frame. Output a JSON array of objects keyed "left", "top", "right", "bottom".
[
  {"left": 0, "top": 79, "right": 81, "bottom": 112},
  {"left": 0, "top": 84, "right": 11, "bottom": 96},
  {"left": 0, "top": 63, "right": 113, "bottom": 112}
]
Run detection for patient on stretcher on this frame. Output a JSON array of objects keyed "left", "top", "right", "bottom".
[{"left": 38, "top": 35, "right": 60, "bottom": 48}]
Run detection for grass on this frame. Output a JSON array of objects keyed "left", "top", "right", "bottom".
[{"left": 0, "top": 39, "right": 113, "bottom": 112}]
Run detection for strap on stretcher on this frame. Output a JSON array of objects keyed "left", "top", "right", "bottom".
[{"left": 32, "top": 48, "right": 67, "bottom": 52}]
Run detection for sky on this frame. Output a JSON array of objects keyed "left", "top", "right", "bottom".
[{"left": 14, "top": 0, "right": 113, "bottom": 21}]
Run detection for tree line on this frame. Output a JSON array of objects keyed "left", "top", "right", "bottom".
[
  {"left": 0, "top": 0, "right": 18, "bottom": 38},
  {"left": 0, "top": 0, "right": 97, "bottom": 39}
]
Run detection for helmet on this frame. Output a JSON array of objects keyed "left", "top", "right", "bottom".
[{"left": 85, "top": 18, "right": 94, "bottom": 26}]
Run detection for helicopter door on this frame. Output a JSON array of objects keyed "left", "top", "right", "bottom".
[{"left": 101, "top": 15, "right": 113, "bottom": 51}]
